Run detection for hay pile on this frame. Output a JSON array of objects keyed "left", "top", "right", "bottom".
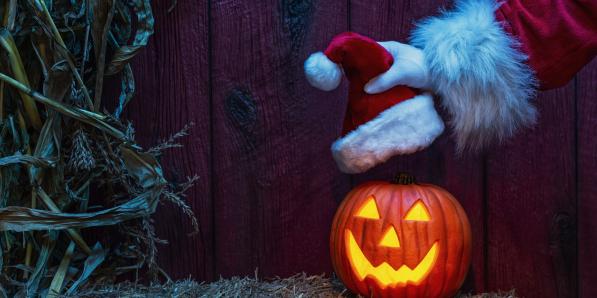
[
  {"left": 0, "top": 1, "right": 197, "bottom": 296},
  {"left": 68, "top": 273, "right": 517, "bottom": 298}
]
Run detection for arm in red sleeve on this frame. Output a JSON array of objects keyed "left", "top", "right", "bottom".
[
  {"left": 409, "top": 0, "right": 596, "bottom": 151},
  {"left": 410, "top": 0, "right": 537, "bottom": 152},
  {"left": 496, "top": 0, "right": 597, "bottom": 89}
]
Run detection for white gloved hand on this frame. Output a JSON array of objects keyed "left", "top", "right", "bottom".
[{"left": 364, "top": 41, "right": 430, "bottom": 93}]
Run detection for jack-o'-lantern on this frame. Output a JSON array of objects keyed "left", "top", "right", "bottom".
[{"left": 330, "top": 174, "right": 472, "bottom": 298}]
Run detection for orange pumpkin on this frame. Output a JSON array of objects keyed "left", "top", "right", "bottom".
[{"left": 330, "top": 174, "right": 472, "bottom": 298}]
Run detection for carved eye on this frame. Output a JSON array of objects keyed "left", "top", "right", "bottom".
[
  {"left": 355, "top": 196, "right": 380, "bottom": 219},
  {"left": 404, "top": 200, "right": 431, "bottom": 221}
]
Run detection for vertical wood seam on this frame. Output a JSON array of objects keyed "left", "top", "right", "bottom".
[
  {"left": 208, "top": 0, "right": 216, "bottom": 280},
  {"left": 347, "top": 0, "right": 351, "bottom": 31},
  {"left": 347, "top": 0, "right": 354, "bottom": 189},
  {"left": 482, "top": 153, "right": 489, "bottom": 291},
  {"left": 574, "top": 75, "right": 580, "bottom": 298}
]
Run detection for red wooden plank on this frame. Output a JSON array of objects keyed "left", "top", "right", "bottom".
[
  {"left": 350, "top": 1, "right": 487, "bottom": 293},
  {"left": 486, "top": 83, "right": 577, "bottom": 297},
  {"left": 211, "top": 1, "right": 350, "bottom": 277},
  {"left": 578, "top": 59, "right": 597, "bottom": 298},
  {"left": 124, "top": 1, "right": 213, "bottom": 280}
]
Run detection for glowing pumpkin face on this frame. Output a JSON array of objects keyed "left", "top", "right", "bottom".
[{"left": 330, "top": 176, "right": 472, "bottom": 298}]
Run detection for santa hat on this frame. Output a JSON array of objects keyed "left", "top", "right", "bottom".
[{"left": 304, "top": 32, "right": 444, "bottom": 173}]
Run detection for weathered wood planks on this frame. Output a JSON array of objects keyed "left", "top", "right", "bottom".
[
  {"left": 125, "top": 0, "right": 213, "bottom": 280},
  {"left": 578, "top": 59, "right": 597, "bottom": 298},
  {"left": 121, "top": 1, "right": 597, "bottom": 296},
  {"left": 486, "top": 83, "right": 577, "bottom": 297},
  {"left": 210, "top": 0, "right": 350, "bottom": 278}
]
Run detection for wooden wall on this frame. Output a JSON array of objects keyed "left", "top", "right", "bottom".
[{"left": 121, "top": 0, "right": 597, "bottom": 296}]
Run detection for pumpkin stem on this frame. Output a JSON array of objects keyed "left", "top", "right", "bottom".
[{"left": 393, "top": 173, "right": 416, "bottom": 185}]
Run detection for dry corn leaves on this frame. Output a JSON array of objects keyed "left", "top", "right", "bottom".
[{"left": 0, "top": 1, "right": 197, "bottom": 297}]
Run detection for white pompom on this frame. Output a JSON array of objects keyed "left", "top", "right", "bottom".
[{"left": 304, "top": 52, "right": 342, "bottom": 91}]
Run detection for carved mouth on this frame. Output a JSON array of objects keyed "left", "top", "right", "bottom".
[{"left": 345, "top": 229, "right": 439, "bottom": 288}]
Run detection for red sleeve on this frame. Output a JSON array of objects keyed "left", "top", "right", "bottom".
[{"left": 495, "top": 0, "right": 597, "bottom": 89}]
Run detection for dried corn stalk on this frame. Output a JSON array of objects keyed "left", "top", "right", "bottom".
[{"left": 0, "top": 1, "right": 197, "bottom": 296}]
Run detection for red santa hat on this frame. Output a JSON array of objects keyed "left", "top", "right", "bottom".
[{"left": 304, "top": 32, "right": 444, "bottom": 173}]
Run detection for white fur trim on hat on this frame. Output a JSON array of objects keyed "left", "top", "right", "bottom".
[
  {"left": 304, "top": 52, "right": 342, "bottom": 91},
  {"left": 410, "top": 0, "right": 537, "bottom": 152},
  {"left": 332, "top": 93, "right": 444, "bottom": 174}
]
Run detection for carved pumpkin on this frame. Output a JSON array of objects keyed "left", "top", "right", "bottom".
[{"left": 330, "top": 174, "right": 472, "bottom": 298}]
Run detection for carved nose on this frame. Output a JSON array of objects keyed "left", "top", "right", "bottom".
[{"left": 379, "top": 225, "right": 400, "bottom": 248}]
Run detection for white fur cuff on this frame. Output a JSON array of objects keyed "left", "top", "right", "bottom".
[
  {"left": 410, "top": 0, "right": 537, "bottom": 152},
  {"left": 332, "top": 93, "right": 444, "bottom": 174}
]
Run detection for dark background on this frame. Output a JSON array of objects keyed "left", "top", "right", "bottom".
[{"left": 119, "top": 1, "right": 597, "bottom": 297}]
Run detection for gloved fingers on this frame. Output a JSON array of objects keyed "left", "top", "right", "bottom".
[
  {"left": 364, "top": 41, "right": 408, "bottom": 94},
  {"left": 377, "top": 41, "right": 402, "bottom": 56},
  {"left": 364, "top": 61, "right": 405, "bottom": 94},
  {"left": 366, "top": 41, "right": 430, "bottom": 92}
]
